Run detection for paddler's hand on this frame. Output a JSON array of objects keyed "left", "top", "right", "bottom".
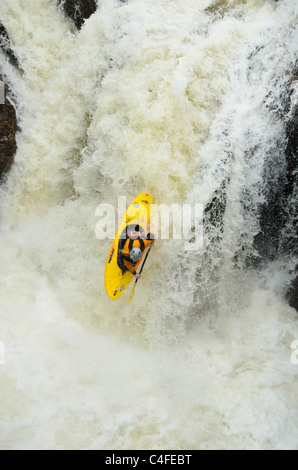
[{"left": 135, "top": 274, "right": 141, "bottom": 280}]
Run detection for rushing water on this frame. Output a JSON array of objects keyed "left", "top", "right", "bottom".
[{"left": 0, "top": 0, "right": 297, "bottom": 450}]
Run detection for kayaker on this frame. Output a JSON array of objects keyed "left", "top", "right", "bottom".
[{"left": 118, "top": 225, "right": 155, "bottom": 279}]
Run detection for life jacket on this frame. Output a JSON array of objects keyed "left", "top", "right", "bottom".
[
  {"left": 121, "top": 237, "right": 145, "bottom": 266},
  {"left": 117, "top": 227, "right": 154, "bottom": 273}
]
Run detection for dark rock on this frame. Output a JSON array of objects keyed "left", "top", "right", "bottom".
[
  {"left": 58, "top": 0, "right": 98, "bottom": 30},
  {"left": 252, "top": 71, "right": 297, "bottom": 310},
  {"left": 284, "top": 78, "right": 298, "bottom": 311},
  {"left": 0, "top": 23, "right": 18, "bottom": 179},
  {"left": 287, "top": 270, "right": 298, "bottom": 311},
  {"left": 0, "top": 76, "right": 17, "bottom": 178},
  {"left": 253, "top": 76, "right": 297, "bottom": 262},
  {"left": 204, "top": 178, "right": 228, "bottom": 241},
  {"left": 0, "top": 23, "right": 19, "bottom": 68}
]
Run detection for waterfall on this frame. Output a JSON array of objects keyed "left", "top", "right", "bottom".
[{"left": 0, "top": 0, "right": 297, "bottom": 450}]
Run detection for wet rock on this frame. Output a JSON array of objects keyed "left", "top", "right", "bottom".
[
  {"left": 0, "top": 23, "right": 19, "bottom": 68},
  {"left": 0, "top": 23, "right": 18, "bottom": 179},
  {"left": 204, "top": 179, "right": 228, "bottom": 242},
  {"left": 253, "top": 76, "right": 297, "bottom": 261},
  {"left": 287, "top": 270, "right": 298, "bottom": 311},
  {"left": 58, "top": 0, "right": 98, "bottom": 30},
  {"left": 0, "top": 77, "right": 17, "bottom": 178},
  {"left": 255, "top": 72, "right": 297, "bottom": 310},
  {"left": 284, "top": 78, "right": 298, "bottom": 311}
]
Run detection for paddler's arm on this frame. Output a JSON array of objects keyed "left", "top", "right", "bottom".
[
  {"left": 147, "top": 232, "right": 155, "bottom": 241},
  {"left": 135, "top": 235, "right": 155, "bottom": 280},
  {"left": 130, "top": 268, "right": 141, "bottom": 280},
  {"left": 123, "top": 258, "right": 139, "bottom": 278},
  {"left": 126, "top": 264, "right": 140, "bottom": 279},
  {"left": 143, "top": 233, "right": 155, "bottom": 250}
]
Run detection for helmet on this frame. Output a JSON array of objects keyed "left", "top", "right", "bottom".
[{"left": 130, "top": 247, "right": 142, "bottom": 263}]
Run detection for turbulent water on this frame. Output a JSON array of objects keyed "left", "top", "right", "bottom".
[{"left": 0, "top": 0, "right": 297, "bottom": 450}]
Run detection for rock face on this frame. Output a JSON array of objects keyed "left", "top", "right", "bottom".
[
  {"left": 205, "top": 73, "right": 298, "bottom": 312},
  {"left": 58, "top": 0, "right": 97, "bottom": 30},
  {"left": 0, "top": 77, "right": 17, "bottom": 178},
  {"left": 252, "top": 74, "right": 298, "bottom": 311},
  {"left": 0, "top": 23, "right": 18, "bottom": 179},
  {"left": 288, "top": 270, "right": 298, "bottom": 311},
  {"left": 285, "top": 80, "right": 298, "bottom": 311},
  {"left": 0, "top": 23, "right": 19, "bottom": 68}
]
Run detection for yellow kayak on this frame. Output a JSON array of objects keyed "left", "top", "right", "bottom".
[{"left": 104, "top": 193, "right": 153, "bottom": 299}]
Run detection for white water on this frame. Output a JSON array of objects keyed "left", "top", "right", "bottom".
[{"left": 0, "top": 0, "right": 297, "bottom": 450}]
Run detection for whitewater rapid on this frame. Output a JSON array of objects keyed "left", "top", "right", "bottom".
[{"left": 0, "top": 0, "right": 297, "bottom": 450}]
